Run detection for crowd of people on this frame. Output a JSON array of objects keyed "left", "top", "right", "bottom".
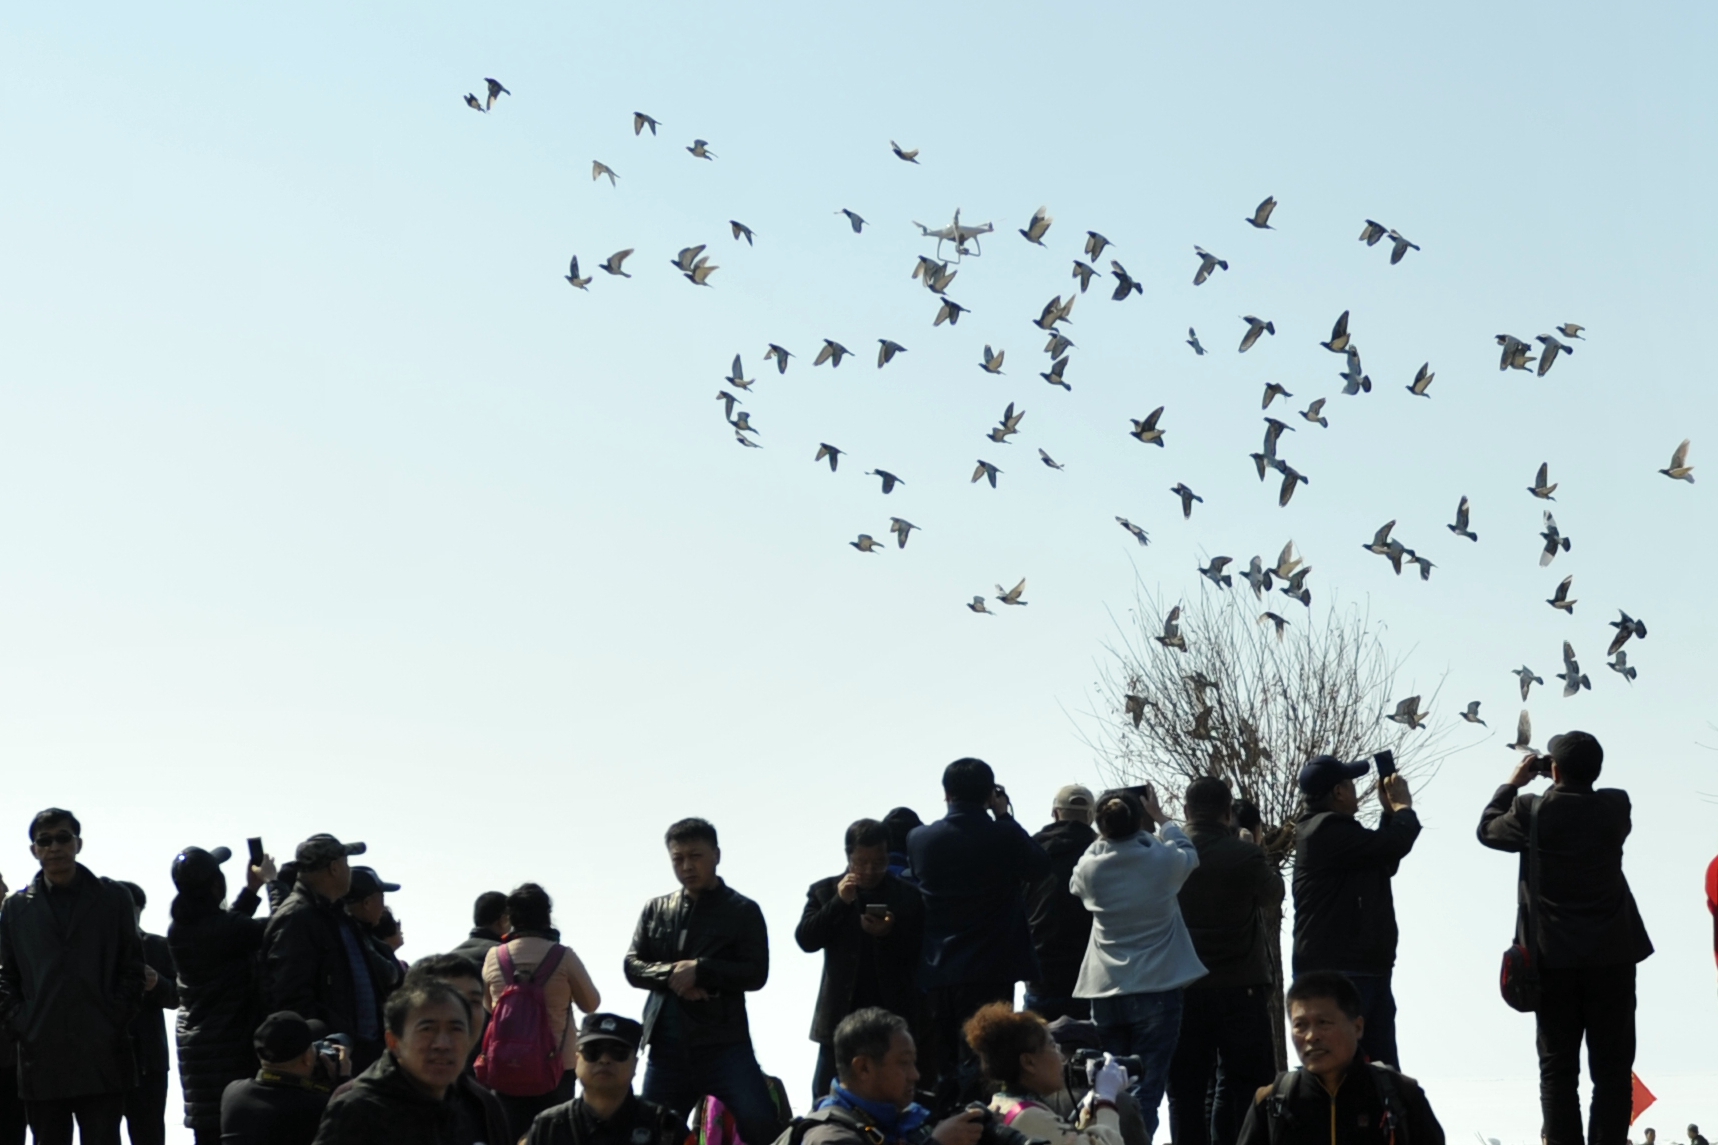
[{"left": 0, "top": 732, "right": 1683, "bottom": 1145}]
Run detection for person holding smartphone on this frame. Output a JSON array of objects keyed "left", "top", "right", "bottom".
[{"left": 795, "top": 820, "right": 927, "bottom": 1103}]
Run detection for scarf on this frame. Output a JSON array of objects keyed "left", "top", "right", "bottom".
[{"left": 817, "top": 1084, "right": 931, "bottom": 1142}]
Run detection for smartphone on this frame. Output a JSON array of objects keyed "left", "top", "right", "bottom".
[
  {"left": 1373, "top": 751, "right": 1396, "bottom": 778},
  {"left": 247, "top": 837, "right": 265, "bottom": 865},
  {"left": 864, "top": 904, "right": 890, "bottom": 918}
]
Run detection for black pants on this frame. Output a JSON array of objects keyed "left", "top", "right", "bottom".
[
  {"left": 25, "top": 1092, "right": 126, "bottom": 1145},
  {"left": 1166, "top": 985, "right": 1277, "bottom": 1145},
  {"left": 122, "top": 1073, "right": 167, "bottom": 1145},
  {"left": 1537, "top": 963, "right": 1636, "bottom": 1145},
  {"left": 926, "top": 980, "right": 1014, "bottom": 1111},
  {"left": 0, "top": 1066, "right": 24, "bottom": 1145}
]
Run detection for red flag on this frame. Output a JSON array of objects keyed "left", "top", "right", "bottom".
[
  {"left": 1707, "top": 856, "right": 1718, "bottom": 967},
  {"left": 1630, "top": 1073, "right": 1656, "bottom": 1124}
]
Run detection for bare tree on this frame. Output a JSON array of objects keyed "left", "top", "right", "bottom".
[{"left": 1082, "top": 580, "right": 1459, "bottom": 1066}]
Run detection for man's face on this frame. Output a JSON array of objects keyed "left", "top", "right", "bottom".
[
  {"left": 1289, "top": 996, "right": 1362, "bottom": 1079},
  {"left": 848, "top": 1031, "right": 919, "bottom": 1111},
  {"left": 847, "top": 844, "right": 889, "bottom": 890},
  {"left": 386, "top": 999, "right": 471, "bottom": 1093},
  {"left": 348, "top": 892, "right": 385, "bottom": 927},
  {"left": 1330, "top": 780, "right": 1360, "bottom": 816},
  {"left": 574, "top": 1038, "right": 638, "bottom": 1095},
  {"left": 30, "top": 821, "right": 82, "bottom": 881},
  {"left": 669, "top": 841, "right": 719, "bottom": 893}
]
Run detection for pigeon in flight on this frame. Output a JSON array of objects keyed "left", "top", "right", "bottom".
[
  {"left": 1019, "top": 206, "right": 1053, "bottom": 246},
  {"left": 1040, "top": 356, "right": 1071, "bottom": 391},
  {"left": 1606, "top": 610, "right": 1647, "bottom": 656},
  {"left": 967, "top": 597, "right": 993, "bottom": 615},
  {"left": 934, "top": 299, "right": 968, "bottom": 327},
  {"left": 838, "top": 209, "right": 867, "bottom": 234},
  {"left": 1300, "top": 399, "right": 1328, "bottom": 428},
  {"left": 1539, "top": 511, "right": 1571, "bottom": 567},
  {"left": 1446, "top": 496, "right": 1476, "bottom": 541},
  {"left": 1033, "top": 294, "right": 1075, "bottom": 331},
  {"left": 1124, "top": 694, "right": 1146, "bottom": 727},
  {"left": 1659, "top": 439, "right": 1694, "bottom": 482},
  {"left": 1129, "top": 407, "right": 1166, "bottom": 447},
  {"left": 1245, "top": 196, "right": 1277, "bottom": 229},
  {"left": 1170, "top": 483, "right": 1203, "bottom": 519},
  {"left": 1071, "top": 261, "right": 1099, "bottom": 293},
  {"left": 1262, "top": 417, "right": 1296, "bottom": 454},
  {"left": 1271, "top": 542, "right": 1302, "bottom": 580},
  {"left": 734, "top": 430, "right": 761, "bottom": 449},
  {"left": 1238, "top": 316, "right": 1276, "bottom": 353},
  {"left": 686, "top": 139, "right": 716, "bottom": 159},
  {"left": 1359, "top": 220, "right": 1388, "bottom": 245},
  {"left": 1193, "top": 246, "right": 1228, "bottom": 286},
  {"left": 1387, "top": 696, "right": 1427, "bottom": 730},
  {"left": 1557, "top": 323, "right": 1586, "bottom": 340},
  {"left": 1339, "top": 347, "right": 1372, "bottom": 394},
  {"left": 1259, "top": 383, "right": 1294, "bottom": 411},
  {"left": 715, "top": 391, "right": 743, "bottom": 419},
  {"left": 1497, "top": 334, "right": 1536, "bottom": 372},
  {"left": 867, "top": 469, "right": 904, "bottom": 494},
  {"left": 1157, "top": 606, "right": 1187, "bottom": 650},
  {"left": 1243, "top": 556, "right": 1274, "bottom": 598},
  {"left": 672, "top": 245, "right": 707, "bottom": 274},
  {"left": 988, "top": 403, "right": 1025, "bottom": 443},
  {"left": 463, "top": 93, "right": 486, "bottom": 113},
  {"left": 889, "top": 518, "right": 918, "bottom": 548},
  {"left": 729, "top": 411, "right": 758, "bottom": 436},
  {"left": 633, "top": 112, "right": 661, "bottom": 136},
  {"left": 764, "top": 344, "right": 793, "bottom": 374},
  {"left": 1200, "top": 557, "right": 1234, "bottom": 589},
  {"left": 1387, "top": 229, "right": 1420, "bottom": 264},
  {"left": 1186, "top": 328, "right": 1206, "bottom": 356},
  {"left": 483, "top": 78, "right": 510, "bottom": 109},
  {"left": 1110, "top": 261, "right": 1143, "bottom": 300},
  {"left": 1459, "top": 701, "right": 1486, "bottom": 726},
  {"left": 592, "top": 160, "right": 619, "bottom": 185},
  {"left": 730, "top": 220, "right": 755, "bottom": 245},
  {"left": 564, "top": 256, "right": 591, "bottom": 290},
  {"left": 876, "top": 339, "right": 907, "bottom": 368},
  {"left": 814, "top": 340, "right": 852, "bottom": 368},
  {"left": 1038, "top": 448, "right": 1064, "bottom": 471},
  {"left": 1259, "top": 611, "right": 1289, "bottom": 641},
  {"left": 979, "top": 345, "right": 1006, "bottom": 374},
  {"left": 1535, "top": 334, "right": 1574, "bottom": 377},
  {"left": 1513, "top": 666, "right": 1543, "bottom": 701},
  {"left": 1546, "top": 575, "right": 1577, "bottom": 614},
  {"left": 851, "top": 534, "right": 884, "bottom": 553},
  {"left": 995, "top": 579, "right": 1028, "bottom": 606},
  {"left": 1321, "top": 311, "right": 1351, "bottom": 353},
  {"left": 1275, "top": 463, "right": 1309, "bottom": 507},
  {"left": 1558, "top": 642, "right": 1591, "bottom": 697},
  {"left": 1507, "top": 710, "right": 1534, "bottom": 751},
  {"left": 1528, "top": 463, "right": 1558, "bottom": 500},
  {"left": 682, "top": 256, "right": 718, "bottom": 286},
  {"left": 972, "top": 460, "right": 1002, "bottom": 488},
  {"left": 1608, "top": 650, "right": 1637, "bottom": 682},
  {"left": 1044, "top": 332, "right": 1075, "bottom": 359},
  {"left": 1406, "top": 363, "right": 1434, "bottom": 398},
  {"left": 1085, "top": 232, "right": 1112, "bottom": 261},
  {"left": 890, "top": 140, "right": 919, "bottom": 163},
  {"left": 1116, "top": 517, "right": 1150, "bottom": 547},
  {"left": 599, "top": 249, "right": 634, "bottom": 278},
  {"left": 815, "top": 443, "right": 844, "bottom": 472},
  {"left": 725, "top": 354, "right": 753, "bottom": 391}
]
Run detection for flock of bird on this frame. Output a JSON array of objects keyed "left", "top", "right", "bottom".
[{"left": 463, "top": 82, "right": 1698, "bottom": 747}]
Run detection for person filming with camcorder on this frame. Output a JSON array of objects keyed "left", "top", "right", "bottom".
[{"left": 218, "top": 1012, "right": 351, "bottom": 1145}]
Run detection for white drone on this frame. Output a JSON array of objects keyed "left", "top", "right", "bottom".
[{"left": 912, "top": 208, "right": 994, "bottom": 260}]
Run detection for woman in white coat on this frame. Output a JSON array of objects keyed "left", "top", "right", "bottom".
[{"left": 1071, "top": 789, "right": 1206, "bottom": 1142}]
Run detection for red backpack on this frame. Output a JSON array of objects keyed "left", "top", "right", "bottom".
[{"left": 475, "top": 943, "right": 568, "bottom": 1096}]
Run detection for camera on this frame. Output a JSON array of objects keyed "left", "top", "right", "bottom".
[
  {"left": 312, "top": 1033, "right": 352, "bottom": 1083},
  {"left": 1527, "top": 753, "right": 1554, "bottom": 777},
  {"left": 1069, "top": 1048, "right": 1145, "bottom": 1079},
  {"left": 1233, "top": 799, "right": 1261, "bottom": 832},
  {"left": 963, "top": 1104, "right": 1034, "bottom": 1145}
]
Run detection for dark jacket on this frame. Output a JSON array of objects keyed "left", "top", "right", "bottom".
[
  {"left": 908, "top": 804, "right": 1051, "bottom": 989},
  {"left": 1178, "top": 823, "right": 1284, "bottom": 989},
  {"left": 448, "top": 930, "right": 501, "bottom": 969},
  {"left": 313, "top": 1051, "right": 510, "bottom": 1145},
  {"left": 132, "top": 931, "right": 179, "bottom": 1076},
  {"left": 220, "top": 1070, "right": 333, "bottom": 1145},
  {"left": 171, "top": 885, "right": 269, "bottom": 1131},
  {"left": 1235, "top": 1064, "right": 1443, "bottom": 1145},
  {"left": 1476, "top": 785, "right": 1653, "bottom": 969},
  {"left": 523, "top": 1094, "right": 685, "bottom": 1145},
  {"left": 0, "top": 864, "right": 146, "bottom": 1101},
  {"left": 1024, "top": 820, "right": 1097, "bottom": 998},
  {"left": 261, "top": 882, "right": 399, "bottom": 1044},
  {"left": 1291, "top": 809, "right": 1420, "bottom": 975},
  {"left": 623, "top": 880, "right": 769, "bottom": 1050},
  {"left": 794, "top": 872, "right": 925, "bottom": 1043}
]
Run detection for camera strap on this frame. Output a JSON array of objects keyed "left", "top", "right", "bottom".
[{"left": 1523, "top": 796, "right": 1542, "bottom": 962}]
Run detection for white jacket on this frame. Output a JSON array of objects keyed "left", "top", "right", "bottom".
[{"left": 1071, "top": 823, "right": 1207, "bottom": 997}]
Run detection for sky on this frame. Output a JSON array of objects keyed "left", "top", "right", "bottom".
[{"left": 2, "top": 0, "right": 1715, "bottom": 1139}]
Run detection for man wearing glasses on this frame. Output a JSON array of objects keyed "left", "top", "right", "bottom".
[
  {"left": 522, "top": 1014, "right": 685, "bottom": 1145},
  {"left": 0, "top": 808, "right": 146, "bottom": 1145}
]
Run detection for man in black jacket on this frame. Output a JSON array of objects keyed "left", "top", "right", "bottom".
[
  {"left": 1477, "top": 731, "right": 1652, "bottom": 1145},
  {"left": 118, "top": 882, "right": 178, "bottom": 1145},
  {"left": 1235, "top": 972, "right": 1442, "bottom": 1145},
  {"left": 523, "top": 1014, "right": 684, "bottom": 1145},
  {"left": 1023, "top": 784, "right": 1096, "bottom": 1023},
  {"left": 449, "top": 892, "right": 508, "bottom": 966},
  {"left": 0, "top": 808, "right": 146, "bottom": 1145},
  {"left": 219, "top": 1012, "right": 340, "bottom": 1145},
  {"left": 623, "top": 818, "right": 778, "bottom": 1145},
  {"left": 796, "top": 819, "right": 927, "bottom": 1102},
  {"left": 262, "top": 835, "right": 398, "bottom": 1072},
  {"left": 1169, "top": 778, "right": 1285, "bottom": 1145},
  {"left": 1291, "top": 756, "right": 1419, "bottom": 1069}
]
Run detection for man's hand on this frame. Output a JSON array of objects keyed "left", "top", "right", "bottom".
[
  {"left": 246, "top": 855, "right": 278, "bottom": 893},
  {"left": 1380, "top": 774, "right": 1413, "bottom": 813},
  {"left": 931, "top": 1110, "right": 986, "bottom": 1145},
  {"left": 858, "top": 911, "right": 895, "bottom": 938},
  {"left": 1507, "top": 756, "right": 1544, "bottom": 789},
  {"left": 987, "top": 785, "right": 1013, "bottom": 820},
  {"left": 1141, "top": 787, "right": 1170, "bottom": 826},
  {"left": 668, "top": 960, "right": 700, "bottom": 997},
  {"left": 836, "top": 873, "right": 861, "bottom": 904},
  {"left": 143, "top": 965, "right": 159, "bottom": 992}
]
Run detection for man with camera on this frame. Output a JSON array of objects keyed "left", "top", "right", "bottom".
[
  {"left": 908, "top": 759, "right": 1052, "bottom": 1106},
  {"left": 1024, "top": 785, "right": 1098, "bottom": 1023},
  {"left": 219, "top": 1012, "right": 347, "bottom": 1145},
  {"left": 1291, "top": 755, "right": 1419, "bottom": 1069},
  {"left": 1477, "top": 731, "right": 1652, "bottom": 1145}
]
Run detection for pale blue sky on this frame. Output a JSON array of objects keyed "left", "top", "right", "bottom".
[{"left": 2, "top": 1, "right": 1715, "bottom": 1138}]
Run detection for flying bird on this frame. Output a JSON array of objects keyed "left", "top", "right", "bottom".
[
  {"left": 988, "top": 402, "right": 1025, "bottom": 443},
  {"left": 725, "top": 354, "right": 753, "bottom": 391},
  {"left": 814, "top": 443, "right": 844, "bottom": 472},
  {"left": 1608, "top": 651, "right": 1637, "bottom": 682},
  {"left": 592, "top": 160, "right": 619, "bottom": 185},
  {"left": 1186, "top": 328, "right": 1206, "bottom": 356},
  {"left": 967, "top": 597, "right": 993, "bottom": 615},
  {"left": 1238, "top": 316, "right": 1275, "bottom": 353},
  {"left": 851, "top": 534, "right": 884, "bottom": 553},
  {"left": 1129, "top": 407, "right": 1166, "bottom": 447},
  {"left": 1245, "top": 196, "right": 1277, "bottom": 229},
  {"left": 838, "top": 209, "right": 867, "bottom": 234},
  {"left": 1301, "top": 399, "right": 1328, "bottom": 428},
  {"left": 1546, "top": 575, "right": 1577, "bottom": 614},
  {"left": 1539, "top": 511, "right": 1571, "bottom": 567},
  {"left": 1433, "top": 499, "right": 1473, "bottom": 545},
  {"left": 1363, "top": 520, "right": 1398, "bottom": 557},
  {"left": 1199, "top": 557, "right": 1234, "bottom": 589},
  {"left": 1535, "top": 334, "right": 1574, "bottom": 377},
  {"left": 633, "top": 112, "right": 661, "bottom": 136},
  {"left": 1359, "top": 220, "right": 1388, "bottom": 245},
  {"left": 1038, "top": 448, "right": 1064, "bottom": 470},
  {"left": 1528, "top": 463, "right": 1558, "bottom": 500},
  {"left": 1033, "top": 294, "right": 1075, "bottom": 330},
  {"left": 1387, "top": 229, "right": 1420, "bottom": 264},
  {"left": 995, "top": 579, "right": 1028, "bottom": 606},
  {"left": 867, "top": 469, "right": 904, "bottom": 494},
  {"left": 1040, "top": 356, "right": 1071, "bottom": 391},
  {"left": 1271, "top": 541, "right": 1302, "bottom": 580},
  {"left": 715, "top": 390, "right": 743, "bottom": 419},
  {"left": 1339, "top": 347, "right": 1372, "bottom": 394},
  {"left": 1406, "top": 362, "right": 1435, "bottom": 398},
  {"left": 1387, "top": 696, "right": 1427, "bottom": 730},
  {"left": 483, "top": 79, "right": 509, "bottom": 108},
  {"left": 600, "top": 249, "right": 634, "bottom": 278},
  {"left": 1157, "top": 606, "right": 1187, "bottom": 650},
  {"left": 979, "top": 345, "right": 1006, "bottom": 374},
  {"left": 1262, "top": 417, "right": 1295, "bottom": 454},
  {"left": 1512, "top": 667, "right": 1544, "bottom": 703},
  {"left": 1276, "top": 464, "right": 1309, "bottom": 507},
  {"left": 1071, "top": 261, "right": 1099, "bottom": 293},
  {"left": 1659, "top": 439, "right": 1694, "bottom": 482},
  {"left": 1557, "top": 323, "right": 1586, "bottom": 340},
  {"left": 1460, "top": 701, "right": 1486, "bottom": 726},
  {"left": 764, "top": 344, "right": 793, "bottom": 374},
  {"left": 1507, "top": 710, "right": 1534, "bottom": 751},
  {"left": 1259, "top": 612, "right": 1289, "bottom": 641},
  {"left": 1606, "top": 611, "right": 1647, "bottom": 656},
  {"left": 814, "top": 340, "right": 852, "bottom": 368},
  {"left": 889, "top": 518, "right": 918, "bottom": 548},
  {"left": 934, "top": 299, "right": 968, "bottom": 327},
  {"left": 1558, "top": 642, "right": 1591, "bottom": 697},
  {"left": 463, "top": 93, "right": 486, "bottom": 113},
  {"left": 729, "top": 411, "right": 757, "bottom": 435},
  {"left": 877, "top": 339, "right": 907, "bottom": 368},
  {"left": 1170, "top": 483, "right": 1203, "bottom": 519},
  {"left": 1116, "top": 517, "right": 1150, "bottom": 547},
  {"left": 672, "top": 245, "right": 707, "bottom": 273},
  {"left": 1497, "top": 334, "right": 1536, "bottom": 372},
  {"left": 1110, "top": 261, "right": 1142, "bottom": 300},
  {"left": 1125, "top": 694, "right": 1145, "bottom": 727},
  {"left": 686, "top": 139, "right": 716, "bottom": 159},
  {"left": 1019, "top": 206, "right": 1053, "bottom": 246},
  {"left": 1321, "top": 311, "right": 1351, "bottom": 353},
  {"left": 1262, "top": 382, "right": 1293, "bottom": 410},
  {"left": 1193, "top": 246, "right": 1228, "bottom": 286},
  {"left": 1243, "top": 556, "right": 1274, "bottom": 598},
  {"left": 682, "top": 256, "right": 718, "bottom": 286},
  {"left": 563, "top": 256, "right": 591, "bottom": 290},
  {"left": 1044, "top": 331, "right": 1075, "bottom": 358},
  {"left": 1085, "top": 231, "right": 1112, "bottom": 261},
  {"left": 972, "top": 460, "right": 1001, "bottom": 488},
  {"left": 734, "top": 430, "right": 761, "bottom": 449},
  {"left": 890, "top": 140, "right": 919, "bottom": 163},
  {"left": 730, "top": 220, "right": 755, "bottom": 245}
]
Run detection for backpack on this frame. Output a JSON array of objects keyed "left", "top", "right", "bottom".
[
  {"left": 766, "top": 1107, "right": 881, "bottom": 1145},
  {"left": 474, "top": 943, "right": 568, "bottom": 1096},
  {"left": 1262, "top": 1065, "right": 1411, "bottom": 1145}
]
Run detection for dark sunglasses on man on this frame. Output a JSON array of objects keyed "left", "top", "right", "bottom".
[
  {"left": 577, "top": 1042, "right": 632, "bottom": 1063},
  {"left": 33, "top": 832, "right": 77, "bottom": 848}
]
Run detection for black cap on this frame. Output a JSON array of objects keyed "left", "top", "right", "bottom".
[
  {"left": 575, "top": 1013, "right": 642, "bottom": 1052},
  {"left": 171, "top": 846, "right": 233, "bottom": 892},
  {"left": 345, "top": 866, "right": 400, "bottom": 902},
  {"left": 295, "top": 834, "right": 366, "bottom": 871},
  {"left": 253, "top": 1011, "right": 329, "bottom": 1063},
  {"left": 1298, "top": 754, "right": 1369, "bottom": 800}
]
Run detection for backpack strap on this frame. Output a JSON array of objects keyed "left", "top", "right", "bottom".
[
  {"left": 999, "top": 1099, "right": 1050, "bottom": 1128},
  {"left": 781, "top": 1108, "right": 882, "bottom": 1145},
  {"left": 530, "top": 944, "right": 568, "bottom": 986},
  {"left": 1367, "top": 1065, "right": 1411, "bottom": 1145},
  {"left": 1263, "top": 1072, "right": 1297, "bottom": 1145},
  {"left": 497, "top": 942, "right": 516, "bottom": 983}
]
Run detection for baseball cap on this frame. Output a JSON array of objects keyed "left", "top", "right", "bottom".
[
  {"left": 253, "top": 1011, "right": 329, "bottom": 1063},
  {"left": 295, "top": 834, "right": 366, "bottom": 870},
  {"left": 171, "top": 846, "right": 233, "bottom": 892},
  {"left": 1298, "top": 754, "right": 1369, "bottom": 800},
  {"left": 1053, "top": 784, "right": 1095, "bottom": 813},
  {"left": 345, "top": 866, "right": 400, "bottom": 902},
  {"left": 575, "top": 1013, "right": 643, "bottom": 1053}
]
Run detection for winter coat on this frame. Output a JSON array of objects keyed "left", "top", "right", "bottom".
[
  {"left": 170, "top": 885, "right": 268, "bottom": 1131},
  {"left": 0, "top": 864, "right": 146, "bottom": 1101},
  {"left": 261, "top": 883, "right": 398, "bottom": 1042},
  {"left": 1177, "top": 823, "right": 1283, "bottom": 989},
  {"left": 623, "top": 880, "right": 768, "bottom": 1050},
  {"left": 907, "top": 804, "right": 1052, "bottom": 990},
  {"left": 794, "top": 872, "right": 925, "bottom": 1043},
  {"left": 132, "top": 931, "right": 179, "bottom": 1076},
  {"left": 1071, "top": 825, "right": 1206, "bottom": 998},
  {"left": 1291, "top": 809, "right": 1420, "bottom": 975},
  {"left": 1024, "top": 820, "right": 1097, "bottom": 998},
  {"left": 313, "top": 1050, "right": 510, "bottom": 1145}
]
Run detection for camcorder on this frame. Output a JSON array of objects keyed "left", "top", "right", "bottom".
[
  {"left": 1069, "top": 1047, "right": 1145, "bottom": 1080},
  {"left": 312, "top": 1032, "right": 352, "bottom": 1084}
]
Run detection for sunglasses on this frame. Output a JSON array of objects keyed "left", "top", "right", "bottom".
[
  {"left": 34, "top": 832, "right": 77, "bottom": 848},
  {"left": 578, "top": 1042, "right": 633, "bottom": 1063}
]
